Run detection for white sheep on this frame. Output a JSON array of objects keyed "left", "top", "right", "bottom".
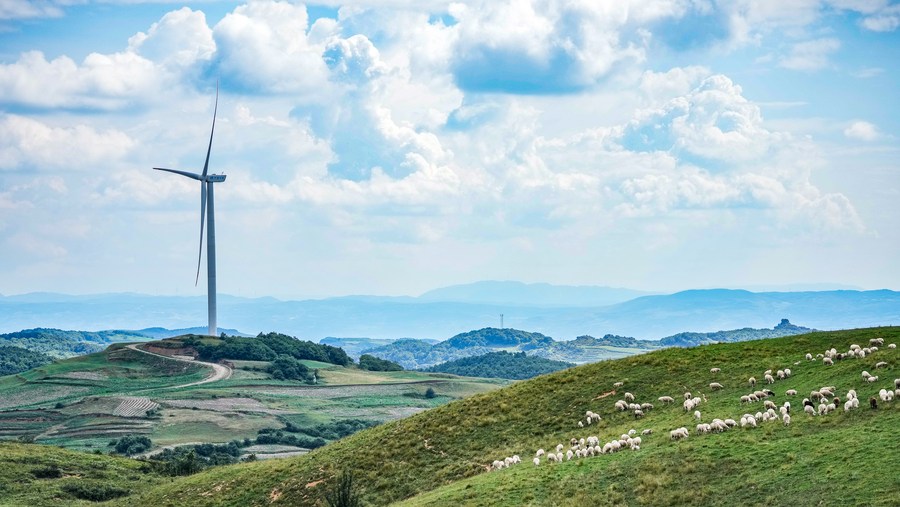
[
  {"left": 749, "top": 377, "right": 757, "bottom": 386},
  {"left": 765, "top": 374, "right": 775, "bottom": 384},
  {"left": 804, "top": 405, "right": 816, "bottom": 416},
  {"left": 556, "top": 443, "right": 564, "bottom": 453},
  {"left": 634, "top": 409, "right": 644, "bottom": 418},
  {"left": 614, "top": 381, "right": 624, "bottom": 387},
  {"left": 823, "top": 357, "right": 834, "bottom": 366},
  {"left": 566, "top": 449, "right": 574, "bottom": 461},
  {"left": 556, "top": 452, "right": 563, "bottom": 462},
  {"left": 536, "top": 449, "right": 545, "bottom": 458},
  {"left": 684, "top": 392, "right": 693, "bottom": 400},
  {"left": 784, "top": 368, "right": 792, "bottom": 377},
  {"left": 866, "top": 375, "right": 879, "bottom": 383},
  {"left": 694, "top": 410, "right": 701, "bottom": 420},
  {"left": 724, "top": 419, "right": 737, "bottom": 427},
  {"left": 783, "top": 413, "right": 791, "bottom": 426},
  {"left": 875, "top": 361, "right": 888, "bottom": 369},
  {"left": 533, "top": 457, "right": 540, "bottom": 466},
  {"left": 786, "top": 389, "right": 797, "bottom": 396},
  {"left": 624, "top": 392, "right": 635, "bottom": 402},
  {"left": 658, "top": 396, "right": 675, "bottom": 404},
  {"left": 641, "top": 429, "right": 652, "bottom": 435},
  {"left": 806, "top": 353, "right": 813, "bottom": 360},
  {"left": 740, "top": 395, "right": 751, "bottom": 403},
  {"left": 764, "top": 400, "right": 776, "bottom": 410},
  {"left": 896, "top": 379, "right": 900, "bottom": 389},
  {"left": 710, "top": 367, "right": 721, "bottom": 373},
  {"left": 578, "top": 421, "right": 584, "bottom": 428},
  {"left": 777, "top": 370, "right": 785, "bottom": 379},
  {"left": 888, "top": 343, "right": 896, "bottom": 349},
  {"left": 710, "top": 382, "right": 723, "bottom": 390},
  {"left": 847, "top": 389, "right": 858, "bottom": 400}
]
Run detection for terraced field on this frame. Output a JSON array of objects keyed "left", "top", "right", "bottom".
[{"left": 0, "top": 342, "right": 506, "bottom": 454}]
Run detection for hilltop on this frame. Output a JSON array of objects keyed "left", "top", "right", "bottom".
[
  {"left": 83, "top": 326, "right": 899, "bottom": 506},
  {"left": 364, "top": 321, "right": 812, "bottom": 369}
]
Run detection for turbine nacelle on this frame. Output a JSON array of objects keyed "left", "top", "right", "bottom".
[{"left": 207, "top": 174, "right": 226, "bottom": 183}]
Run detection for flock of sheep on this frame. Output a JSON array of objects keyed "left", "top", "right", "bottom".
[{"left": 490, "top": 336, "right": 897, "bottom": 471}]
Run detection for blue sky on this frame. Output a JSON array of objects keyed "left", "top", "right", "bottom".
[{"left": 0, "top": 0, "right": 898, "bottom": 298}]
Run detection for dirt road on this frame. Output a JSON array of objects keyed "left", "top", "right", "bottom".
[{"left": 126, "top": 343, "right": 232, "bottom": 389}]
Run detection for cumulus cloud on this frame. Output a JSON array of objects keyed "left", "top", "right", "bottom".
[
  {"left": 779, "top": 38, "right": 841, "bottom": 71},
  {"left": 0, "top": 114, "right": 134, "bottom": 170},
  {"left": 843, "top": 120, "right": 881, "bottom": 141},
  {"left": 128, "top": 7, "right": 215, "bottom": 72},
  {"left": 859, "top": 4, "right": 900, "bottom": 31},
  {"left": 0, "top": 0, "right": 63, "bottom": 20},
  {"left": 210, "top": 1, "right": 329, "bottom": 94}
]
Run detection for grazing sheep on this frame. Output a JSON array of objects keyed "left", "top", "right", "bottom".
[
  {"left": 566, "top": 450, "right": 574, "bottom": 461},
  {"left": 670, "top": 427, "right": 689, "bottom": 440},
  {"left": 749, "top": 377, "right": 757, "bottom": 387},
  {"left": 641, "top": 429, "right": 652, "bottom": 435},
  {"left": 866, "top": 376, "right": 879, "bottom": 383},
  {"left": 536, "top": 449, "right": 545, "bottom": 458},
  {"left": 783, "top": 414, "right": 791, "bottom": 426},
  {"left": 862, "top": 371, "right": 871, "bottom": 379},
  {"left": 710, "top": 367, "right": 721, "bottom": 374},
  {"left": 804, "top": 405, "right": 816, "bottom": 416},
  {"left": 578, "top": 421, "right": 584, "bottom": 428},
  {"left": 786, "top": 389, "right": 797, "bottom": 396},
  {"left": 658, "top": 396, "right": 675, "bottom": 404},
  {"left": 896, "top": 379, "right": 900, "bottom": 389},
  {"left": 614, "top": 381, "right": 624, "bottom": 387},
  {"left": 533, "top": 457, "right": 540, "bottom": 466},
  {"left": 641, "top": 403, "right": 654, "bottom": 411},
  {"left": 847, "top": 389, "right": 858, "bottom": 400},
  {"left": 624, "top": 392, "right": 635, "bottom": 402},
  {"left": 740, "top": 395, "right": 751, "bottom": 404},
  {"left": 724, "top": 419, "right": 737, "bottom": 427},
  {"left": 764, "top": 400, "right": 776, "bottom": 410},
  {"left": 844, "top": 399, "right": 854, "bottom": 412},
  {"left": 710, "top": 382, "right": 723, "bottom": 390},
  {"left": 783, "top": 401, "right": 791, "bottom": 413},
  {"left": 694, "top": 410, "right": 701, "bottom": 420},
  {"left": 889, "top": 344, "right": 896, "bottom": 349},
  {"left": 875, "top": 362, "right": 888, "bottom": 369},
  {"left": 684, "top": 392, "right": 693, "bottom": 400},
  {"left": 870, "top": 397, "right": 878, "bottom": 409},
  {"left": 806, "top": 353, "right": 813, "bottom": 360},
  {"left": 871, "top": 338, "right": 885, "bottom": 346},
  {"left": 818, "top": 403, "right": 827, "bottom": 415},
  {"left": 764, "top": 369, "right": 773, "bottom": 376},
  {"left": 823, "top": 357, "right": 834, "bottom": 366},
  {"left": 777, "top": 370, "right": 785, "bottom": 379},
  {"left": 634, "top": 409, "right": 644, "bottom": 418},
  {"left": 615, "top": 400, "right": 628, "bottom": 411},
  {"left": 556, "top": 443, "right": 564, "bottom": 453}
]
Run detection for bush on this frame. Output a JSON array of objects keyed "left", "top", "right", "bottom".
[
  {"left": 113, "top": 435, "right": 152, "bottom": 455},
  {"left": 425, "top": 387, "right": 436, "bottom": 399},
  {"left": 326, "top": 470, "right": 360, "bottom": 507},
  {"left": 61, "top": 482, "right": 130, "bottom": 502},
  {"left": 31, "top": 465, "right": 62, "bottom": 479}
]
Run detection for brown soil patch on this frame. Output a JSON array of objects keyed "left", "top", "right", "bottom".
[{"left": 305, "top": 480, "right": 324, "bottom": 489}]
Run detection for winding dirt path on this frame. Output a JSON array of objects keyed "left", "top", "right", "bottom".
[{"left": 126, "top": 343, "right": 232, "bottom": 389}]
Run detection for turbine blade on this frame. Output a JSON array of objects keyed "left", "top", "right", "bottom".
[
  {"left": 153, "top": 167, "right": 202, "bottom": 181},
  {"left": 196, "top": 182, "right": 207, "bottom": 287},
  {"left": 202, "top": 82, "right": 218, "bottom": 178}
]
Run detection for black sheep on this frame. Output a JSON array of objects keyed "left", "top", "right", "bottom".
[{"left": 870, "top": 397, "right": 878, "bottom": 409}]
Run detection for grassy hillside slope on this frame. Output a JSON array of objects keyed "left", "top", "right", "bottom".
[{"left": 125, "top": 327, "right": 900, "bottom": 506}]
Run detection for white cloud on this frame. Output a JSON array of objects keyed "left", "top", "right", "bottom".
[
  {"left": 128, "top": 7, "right": 215, "bottom": 71},
  {"left": 778, "top": 38, "right": 841, "bottom": 71},
  {"left": 0, "top": 0, "right": 63, "bottom": 20},
  {"left": 860, "top": 4, "right": 900, "bottom": 31},
  {"left": 0, "top": 114, "right": 134, "bottom": 170},
  {"left": 211, "top": 1, "right": 329, "bottom": 94},
  {"left": 843, "top": 120, "right": 881, "bottom": 141}
]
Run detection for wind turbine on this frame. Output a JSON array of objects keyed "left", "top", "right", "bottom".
[{"left": 153, "top": 85, "right": 226, "bottom": 337}]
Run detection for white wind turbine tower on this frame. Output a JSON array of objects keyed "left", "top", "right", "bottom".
[{"left": 153, "top": 86, "right": 226, "bottom": 336}]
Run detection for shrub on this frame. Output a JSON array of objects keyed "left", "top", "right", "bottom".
[
  {"left": 425, "top": 387, "right": 436, "bottom": 399},
  {"left": 113, "top": 435, "right": 152, "bottom": 455},
  {"left": 61, "top": 482, "right": 130, "bottom": 502},
  {"left": 326, "top": 470, "right": 360, "bottom": 507},
  {"left": 31, "top": 465, "right": 62, "bottom": 479}
]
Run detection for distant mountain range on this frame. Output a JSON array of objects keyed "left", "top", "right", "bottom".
[
  {"left": 362, "top": 320, "right": 816, "bottom": 369},
  {"left": 1, "top": 283, "right": 898, "bottom": 341}
]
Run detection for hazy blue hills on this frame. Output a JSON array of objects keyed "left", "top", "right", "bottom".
[
  {"left": 363, "top": 321, "right": 817, "bottom": 369},
  {"left": 1, "top": 287, "right": 898, "bottom": 341},
  {"left": 417, "top": 280, "right": 650, "bottom": 307}
]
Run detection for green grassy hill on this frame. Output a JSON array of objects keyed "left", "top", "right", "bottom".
[{"left": 120, "top": 327, "right": 900, "bottom": 506}]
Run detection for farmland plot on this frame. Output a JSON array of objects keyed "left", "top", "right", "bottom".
[{"left": 112, "top": 397, "right": 160, "bottom": 417}]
